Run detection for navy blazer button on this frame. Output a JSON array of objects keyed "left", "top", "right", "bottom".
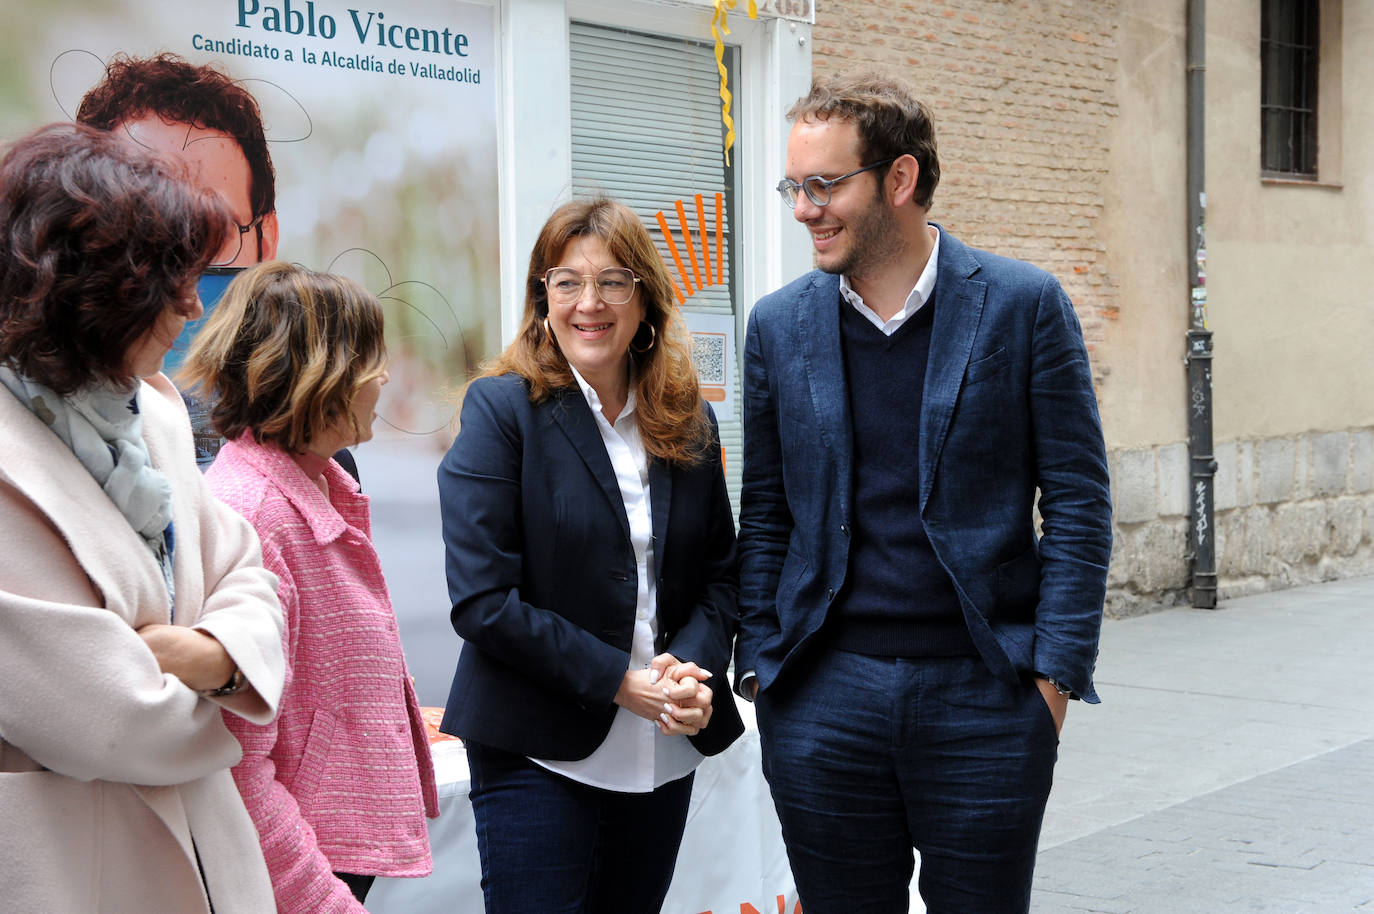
[
  {"left": 841, "top": 524, "right": 850, "bottom": 537},
  {"left": 826, "top": 588, "right": 835, "bottom": 601}
]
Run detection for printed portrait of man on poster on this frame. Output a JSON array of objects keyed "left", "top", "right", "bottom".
[{"left": 3, "top": 0, "right": 500, "bottom": 446}]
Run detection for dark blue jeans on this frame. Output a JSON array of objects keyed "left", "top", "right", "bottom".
[
  {"left": 757, "top": 650, "right": 1058, "bottom": 914},
  {"left": 465, "top": 741, "right": 694, "bottom": 914}
]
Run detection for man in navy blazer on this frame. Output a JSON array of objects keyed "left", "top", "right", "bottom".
[{"left": 735, "top": 72, "right": 1112, "bottom": 913}]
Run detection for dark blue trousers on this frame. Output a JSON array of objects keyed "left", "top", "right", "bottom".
[
  {"left": 465, "top": 741, "right": 694, "bottom": 914},
  {"left": 757, "top": 650, "right": 1058, "bottom": 914}
]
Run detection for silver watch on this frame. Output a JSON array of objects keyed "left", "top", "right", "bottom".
[{"left": 1038, "top": 674, "right": 1073, "bottom": 697}]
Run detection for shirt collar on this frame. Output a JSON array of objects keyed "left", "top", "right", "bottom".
[
  {"left": 226, "top": 434, "right": 364, "bottom": 545},
  {"left": 839, "top": 223, "right": 941, "bottom": 325},
  {"left": 569, "top": 364, "right": 637, "bottom": 423}
]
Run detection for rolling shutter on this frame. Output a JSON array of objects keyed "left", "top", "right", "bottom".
[{"left": 569, "top": 20, "right": 744, "bottom": 518}]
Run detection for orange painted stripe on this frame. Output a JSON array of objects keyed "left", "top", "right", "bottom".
[
  {"left": 696, "top": 194, "right": 713, "bottom": 286},
  {"left": 715, "top": 192, "right": 724, "bottom": 284},
  {"left": 657, "top": 251, "right": 686, "bottom": 304},
  {"left": 656, "top": 210, "right": 695, "bottom": 297},
  {"left": 676, "top": 199, "right": 704, "bottom": 290}
]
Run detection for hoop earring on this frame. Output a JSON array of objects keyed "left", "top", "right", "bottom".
[
  {"left": 543, "top": 317, "right": 555, "bottom": 342},
  {"left": 630, "top": 322, "right": 656, "bottom": 354}
]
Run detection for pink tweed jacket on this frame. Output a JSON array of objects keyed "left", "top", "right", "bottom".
[{"left": 208, "top": 435, "right": 438, "bottom": 914}]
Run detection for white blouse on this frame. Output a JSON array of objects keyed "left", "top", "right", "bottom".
[{"left": 530, "top": 367, "right": 703, "bottom": 792}]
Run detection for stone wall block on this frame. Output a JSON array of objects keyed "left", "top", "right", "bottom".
[
  {"left": 1236, "top": 440, "right": 1255, "bottom": 507},
  {"left": 1121, "top": 523, "right": 1177, "bottom": 594},
  {"left": 1121, "top": 526, "right": 1146, "bottom": 589},
  {"left": 1272, "top": 503, "right": 1316, "bottom": 563},
  {"left": 1215, "top": 510, "right": 1240, "bottom": 576},
  {"left": 1352, "top": 429, "right": 1373, "bottom": 494},
  {"left": 1256, "top": 438, "right": 1295, "bottom": 504},
  {"left": 1294, "top": 435, "right": 1310, "bottom": 500},
  {"left": 1241, "top": 506, "right": 1270, "bottom": 574},
  {"left": 1157, "top": 442, "right": 1189, "bottom": 517},
  {"left": 1213, "top": 441, "right": 1238, "bottom": 511},
  {"left": 1297, "top": 502, "right": 1327, "bottom": 560},
  {"left": 1312, "top": 432, "right": 1349, "bottom": 496},
  {"left": 1131, "top": 520, "right": 1188, "bottom": 592},
  {"left": 1112, "top": 448, "right": 1156, "bottom": 524},
  {"left": 1328, "top": 498, "right": 1364, "bottom": 557}
]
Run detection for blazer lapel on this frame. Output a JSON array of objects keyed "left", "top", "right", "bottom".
[
  {"left": 648, "top": 459, "right": 672, "bottom": 581},
  {"left": 796, "top": 272, "right": 855, "bottom": 484},
  {"left": 547, "top": 388, "right": 632, "bottom": 544},
  {"left": 919, "top": 229, "right": 988, "bottom": 511}
]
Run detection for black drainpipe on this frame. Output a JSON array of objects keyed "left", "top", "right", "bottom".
[{"left": 1185, "top": 0, "right": 1217, "bottom": 608}]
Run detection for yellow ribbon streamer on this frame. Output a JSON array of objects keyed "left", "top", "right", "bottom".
[{"left": 712, "top": 0, "right": 757, "bottom": 166}]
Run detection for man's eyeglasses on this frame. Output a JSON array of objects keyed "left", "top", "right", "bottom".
[
  {"left": 543, "top": 267, "right": 641, "bottom": 305},
  {"left": 211, "top": 213, "right": 266, "bottom": 267},
  {"left": 776, "top": 158, "right": 897, "bottom": 208}
]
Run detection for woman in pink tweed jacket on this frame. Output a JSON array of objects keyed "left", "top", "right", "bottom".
[{"left": 181, "top": 262, "right": 439, "bottom": 912}]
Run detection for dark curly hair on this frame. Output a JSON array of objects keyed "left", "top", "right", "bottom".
[
  {"left": 76, "top": 53, "right": 276, "bottom": 223},
  {"left": 788, "top": 70, "right": 941, "bottom": 209},
  {"left": 0, "top": 122, "right": 232, "bottom": 393}
]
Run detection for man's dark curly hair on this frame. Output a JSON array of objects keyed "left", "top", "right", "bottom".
[
  {"left": 76, "top": 53, "right": 276, "bottom": 222},
  {"left": 0, "top": 122, "right": 232, "bottom": 394}
]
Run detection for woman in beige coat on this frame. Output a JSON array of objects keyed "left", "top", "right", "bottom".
[{"left": 0, "top": 123, "right": 286, "bottom": 913}]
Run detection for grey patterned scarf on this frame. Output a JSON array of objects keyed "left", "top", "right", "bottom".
[{"left": 0, "top": 364, "right": 177, "bottom": 618}]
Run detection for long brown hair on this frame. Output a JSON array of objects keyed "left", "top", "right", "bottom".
[{"left": 480, "top": 198, "right": 711, "bottom": 466}]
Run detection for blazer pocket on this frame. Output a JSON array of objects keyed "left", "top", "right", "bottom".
[
  {"left": 964, "top": 347, "right": 1010, "bottom": 384},
  {"left": 287, "top": 708, "right": 338, "bottom": 813}
]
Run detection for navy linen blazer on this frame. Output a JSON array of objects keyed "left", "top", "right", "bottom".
[
  {"left": 735, "top": 227, "right": 1112, "bottom": 702},
  {"left": 438, "top": 373, "right": 744, "bottom": 760}
]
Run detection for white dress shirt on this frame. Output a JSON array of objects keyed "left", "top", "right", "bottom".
[
  {"left": 838, "top": 224, "right": 942, "bottom": 335},
  {"left": 531, "top": 367, "right": 703, "bottom": 791}
]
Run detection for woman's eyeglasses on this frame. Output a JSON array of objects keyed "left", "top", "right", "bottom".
[{"left": 543, "top": 267, "right": 641, "bottom": 305}]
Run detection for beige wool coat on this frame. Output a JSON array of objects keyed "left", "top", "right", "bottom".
[{"left": 0, "top": 373, "right": 286, "bottom": 914}]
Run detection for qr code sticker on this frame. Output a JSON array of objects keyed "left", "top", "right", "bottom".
[{"left": 691, "top": 333, "right": 727, "bottom": 385}]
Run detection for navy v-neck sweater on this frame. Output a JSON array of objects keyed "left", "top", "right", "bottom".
[{"left": 828, "top": 296, "right": 977, "bottom": 658}]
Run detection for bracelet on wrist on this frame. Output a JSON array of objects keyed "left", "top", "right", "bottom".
[{"left": 199, "top": 667, "right": 245, "bottom": 698}]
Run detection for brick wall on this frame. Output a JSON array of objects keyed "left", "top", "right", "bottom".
[{"left": 812, "top": 0, "right": 1121, "bottom": 380}]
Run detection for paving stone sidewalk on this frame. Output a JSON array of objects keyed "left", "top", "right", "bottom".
[
  {"left": 1029, "top": 575, "right": 1374, "bottom": 913},
  {"left": 1035, "top": 737, "right": 1374, "bottom": 912}
]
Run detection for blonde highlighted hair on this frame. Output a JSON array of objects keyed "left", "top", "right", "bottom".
[
  {"left": 178, "top": 261, "right": 386, "bottom": 453},
  {"left": 480, "top": 197, "right": 711, "bottom": 466}
]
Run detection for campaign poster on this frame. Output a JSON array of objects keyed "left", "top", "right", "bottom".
[
  {"left": 1, "top": 0, "right": 499, "bottom": 703},
  {"left": 1, "top": 0, "right": 499, "bottom": 441}
]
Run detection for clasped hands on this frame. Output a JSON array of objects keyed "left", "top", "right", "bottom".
[{"left": 614, "top": 653, "right": 715, "bottom": 737}]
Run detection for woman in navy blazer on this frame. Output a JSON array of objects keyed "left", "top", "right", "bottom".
[{"left": 438, "top": 198, "right": 743, "bottom": 913}]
